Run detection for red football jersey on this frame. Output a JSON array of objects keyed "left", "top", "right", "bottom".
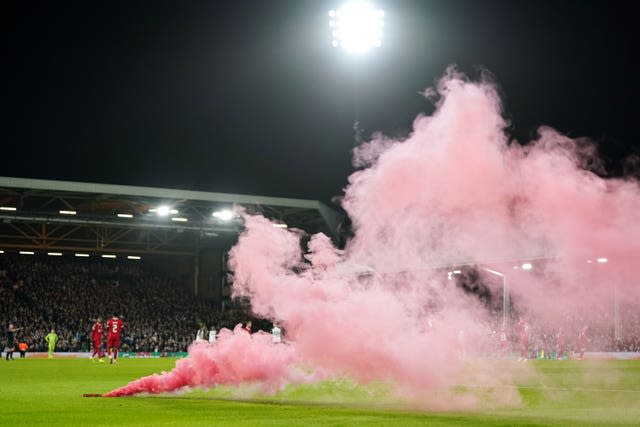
[
  {"left": 91, "top": 322, "right": 103, "bottom": 340},
  {"left": 107, "top": 318, "right": 124, "bottom": 337}
]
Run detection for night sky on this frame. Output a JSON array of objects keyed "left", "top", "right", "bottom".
[{"left": 4, "top": 1, "right": 638, "bottom": 205}]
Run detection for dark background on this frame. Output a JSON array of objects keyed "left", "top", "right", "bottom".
[{"left": 4, "top": 0, "right": 638, "bottom": 204}]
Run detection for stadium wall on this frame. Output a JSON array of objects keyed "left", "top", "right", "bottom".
[
  {"left": 22, "top": 352, "right": 188, "bottom": 359},
  {"left": 16, "top": 352, "right": 640, "bottom": 360}
]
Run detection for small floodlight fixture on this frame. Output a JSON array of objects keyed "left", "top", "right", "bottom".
[
  {"left": 597, "top": 257, "right": 608, "bottom": 264},
  {"left": 156, "top": 206, "right": 170, "bottom": 216},
  {"left": 329, "top": 1, "right": 384, "bottom": 53},
  {"left": 154, "top": 206, "right": 178, "bottom": 217},
  {"left": 522, "top": 263, "right": 533, "bottom": 270},
  {"left": 212, "top": 210, "right": 234, "bottom": 221}
]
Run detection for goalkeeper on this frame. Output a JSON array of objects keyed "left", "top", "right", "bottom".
[{"left": 45, "top": 329, "right": 58, "bottom": 359}]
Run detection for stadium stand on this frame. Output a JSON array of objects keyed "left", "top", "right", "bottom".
[
  {"left": 3, "top": 254, "right": 638, "bottom": 356},
  {"left": 485, "top": 310, "right": 640, "bottom": 354},
  {"left": 0, "top": 255, "right": 247, "bottom": 353}
]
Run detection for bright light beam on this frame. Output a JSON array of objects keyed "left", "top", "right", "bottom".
[
  {"left": 329, "top": 1, "right": 384, "bottom": 53},
  {"left": 212, "top": 210, "right": 234, "bottom": 221}
]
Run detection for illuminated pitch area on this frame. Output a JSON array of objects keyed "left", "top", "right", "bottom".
[{"left": 1, "top": 358, "right": 638, "bottom": 426}]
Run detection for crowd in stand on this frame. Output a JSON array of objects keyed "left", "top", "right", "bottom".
[
  {"left": 2, "top": 255, "right": 639, "bottom": 355},
  {"left": 1, "top": 256, "right": 247, "bottom": 353},
  {"left": 617, "top": 305, "right": 640, "bottom": 352},
  {"left": 487, "top": 308, "right": 640, "bottom": 355}
]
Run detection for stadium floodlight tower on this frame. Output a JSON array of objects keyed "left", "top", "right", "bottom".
[
  {"left": 484, "top": 268, "right": 509, "bottom": 329},
  {"left": 329, "top": 1, "right": 384, "bottom": 54}
]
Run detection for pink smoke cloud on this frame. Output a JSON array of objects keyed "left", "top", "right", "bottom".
[
  {"left": 106, "top": 68, "right": 639, "bottom": 405},
  {"left": 104, "top": 325, "right": 305, "bottom": 397}
]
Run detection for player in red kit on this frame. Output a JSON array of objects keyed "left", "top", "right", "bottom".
[
  {"left": 91, "top": 317, "right": 104, "bottom": 362},
  {"left": 106, "top": 315, "right": 124, "bottom": 364}
]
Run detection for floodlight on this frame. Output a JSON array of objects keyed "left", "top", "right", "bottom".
[
  {"left": 521, "top": 263, "right": 533, "bottom": 270},
  {"left": 102, "top": 254, "right": 116, "bottom": 259},
  {"left": 47, "top": 252, "right": 63, "bottom": 256},
  {"left": 171, "top": 217, "right": 188, "bottom": 222},
  {"left": 0, "top": 206, "right": 16, "bottom": 211},
  {"left": 272, "top": 223, "right": 288, "bottom": 228},
  {"left": 156, "top": 206, "right": 170, "bottom": 216},
  {"left": 212, "top": 210, "right": 234, "bottom": 221},
  {"left": 117, "top": 213, "right": 133, "bottom": 218},
  {"left": 127, "top": 255, "right": 141, "bottom": 260},
  {"left": 75, "top": 253, "right": 90, "bottom": 257},
  {"left": 597, "top": 257, "right": 608, "bottom": 264},
  {"left": 59, "top": 210, "right": 77, "bottom": 215},
  {"left": 453, "top": 270, "right": 462, "bottom": 274},
  {"left": 19, "top": 251, "right": 35, "bottom": 255},
  {"left": 329, "top": 1, "right": 384, "bottom": 53}
]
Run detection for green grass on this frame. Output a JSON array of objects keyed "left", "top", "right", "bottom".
[{"left": 1, "top": 357, "right": 639, "bottom": 426}]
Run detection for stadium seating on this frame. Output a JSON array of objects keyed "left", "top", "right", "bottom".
[{"left": 1, "top": 256, "right": 246, "bottom": 352}]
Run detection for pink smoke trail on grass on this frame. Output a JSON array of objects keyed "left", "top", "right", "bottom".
[
  {"left": 106, "top": 68, "right": 640, "bottom": 405},
  {"left": 104, "top": 325, "right": 304, "bottom": 397}
]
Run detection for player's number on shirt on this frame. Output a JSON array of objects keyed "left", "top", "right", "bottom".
[{"left": 112, "top": 323, "right": 118, "bottom": 333}]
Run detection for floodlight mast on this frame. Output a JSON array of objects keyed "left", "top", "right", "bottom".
[
  {"left": 329, "top": 2, "right": 384, "bottom": 54},
  {"left": 484, "top": 268, "right": 509, "bottom": 329}
]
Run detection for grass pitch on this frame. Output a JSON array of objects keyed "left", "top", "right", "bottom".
[{"left": 0, "top": 357, "right": 638, "bottom": 426}]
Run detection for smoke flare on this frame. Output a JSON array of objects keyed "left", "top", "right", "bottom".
[
  {"left": 104, "top": 325, "right": 305, "bottom": 397},
  {"left": 106, "top": 69, "right": 639, "bottom": 406}
]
